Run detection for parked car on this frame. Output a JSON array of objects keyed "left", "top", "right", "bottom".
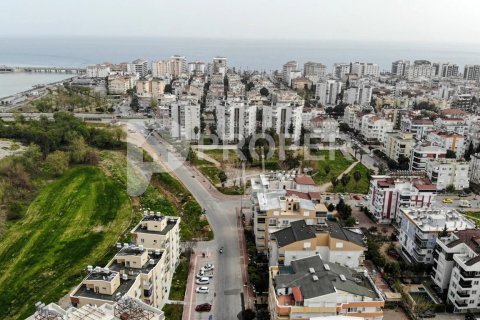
[
  {"left": 195, "top": 303, "right": 212, "bottom": 312},
  {"left": 196, "top": 286, "right": 209, "bottom": 294},
  {"left": 355, "top": 203, "right": 365, "bottom": 207},
  {"left": 196, "top": 270, "right": 213, "bottom": 278},
  {"left": 202, "top": 263, "right": 215, "bottom": 272},
  {"left": 355, "top": 219, "right": 360, "bottom": 225},
  {"left": 353, "top": 195, "right": 361, "bottom": 200},
  {"left": 459, "top": 192, "right": 470, "bottom": 197},
  {"left": 196, "top": 277, "right": 210, "bottom": 285},
  {"left": 442, "top": 198, "right": 454, "bottom": 204}
]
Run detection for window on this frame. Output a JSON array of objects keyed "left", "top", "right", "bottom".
[{"left": 141, "top": 239, "right": 144, "bottom": 243}]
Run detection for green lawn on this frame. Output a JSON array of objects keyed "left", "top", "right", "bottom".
[
  {"left": 0, "top": 166, "right": 132, "bottom": 320},
  {"left": 328, "top": 162, "right": 371, "bottom": 194},
  {"left": 309, "top": 150, "right": 355, "bottom": 184},
  {"left": 198, "top": 165, "right": 222, "bottom": 184},
  {"left": 202, "top": 149, "right": 238, "bottom": 163},
  {"left": 163, "top": 304, "right": 184, "bottom": 320}
]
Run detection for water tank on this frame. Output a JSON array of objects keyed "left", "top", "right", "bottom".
[
  {"left": 122, "top": 274, "right": 128, "bottom": 280},
  {"left": 103, "top": 267, "right": 110, "bottom": 273},
  {"left": 149, "top": 259, "right": 155, "bottom": 265},
  {"left": 139, "top": 245, "right": 144, "bottom": 251},
  {"left": 87, "top": 265, "right": 93, "bottom": 272},
  {"left": 155, "top": 249, "right": 161, "bottom": 255}
]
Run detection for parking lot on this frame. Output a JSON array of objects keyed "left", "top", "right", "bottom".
[{"left": 183, "top": 250, "right": 216, "bottom": 320}]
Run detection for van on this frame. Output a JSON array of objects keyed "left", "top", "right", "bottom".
[{"left": 459, "top": 200, "right": 472, "bottom": 208}]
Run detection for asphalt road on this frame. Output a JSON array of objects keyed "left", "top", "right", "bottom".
[{"left": 127, "top": 121, "right": 245, "bottom": 320}]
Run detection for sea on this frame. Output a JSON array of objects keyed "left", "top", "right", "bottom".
[{"left": 1, "top": 36, "right": 480, "bottom": 98}]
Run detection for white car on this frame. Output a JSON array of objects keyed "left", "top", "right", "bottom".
[
  {"left": 197, "top": 270, "right": 213, "bottom": 278},
  {"left": 355, "top": 203, "right": 365, "bottom": 207},
  {"left": 201, "top": 264, "right": 215, "bottom": 272},
  {"left": 195, "top": 277, "right": 210, "bottom": 285},
  {"left": 196, "top": 286, "right": 209, "bottom": 294}
]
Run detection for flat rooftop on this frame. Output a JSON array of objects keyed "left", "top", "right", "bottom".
[
  {"left": 133, "top": 215, "right": 179, "bottom": 235},
  {"left": 73, "top": 279, "right": 135, "bottom": 302}
]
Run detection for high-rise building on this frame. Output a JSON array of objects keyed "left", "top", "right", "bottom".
[
  {"left": 152, "top": 55, "right": 187, "bottom": 78},
  {"left": 464, "top": 65, "right": 480, "bottom": 81},
  {"left": 127, "top": 59, "right": 148, "bottom": 77},
  {"left": 212, "top": 56, "right": 228, "bottom": 77},
  {"left": 303, "top": 61, "right": 327, "bottom": 78},
  {"left": 282, "top": 60, "right": 298, "bottom": 85},
  {"left": 391, "top": 60, "right": 410, "bottom": 77},
  {"left": 332, "top": 63, "right": 350, "bottom": 79},
  {"left": 350, "top": 62, "right": 380, "bottom": 77},
  {"left": 215, "top": 99, "right": 257, "bottom": 142},
  {"left": 315, "top": 80, "right": 342, "bottom": 106},
  {"left": 188, "top": 61, "right": 206, "bottom": 74},
  {"left": 406, "top": 60, "right": 435, "bottom": 80}
]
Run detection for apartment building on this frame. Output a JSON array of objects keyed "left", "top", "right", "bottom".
[
  {"left": 366, "top": 174, "right": 436, "bottom": 224},
  {"left": 406, "top": 60, "right": 435, "bottom": 80},
  {"left": 410, "top": 142, "right": 447, "bottom": 171},
  {"left": 282, "top": 61, "right": 298, "bottom": 85},
  {"left": 269, "top": 220, "right": 366, "bottom": 268},
  {"left": 398, "top": 207, "right": 475, "bottom": 265},
  {"left": 342, "top": 105, "right": 373, "bottom": 128},
  {"left": 253, "top": 192, "right": 327, "bottom": 253},
  {"left": 360, "top": 114, "right": 394, "bottom": 143},
  {"left": 303, "top": 62, "right": 327, "bottom": 82},
  {"left": 316, "top": 80, "right": 342, "bottom": 106},
  {"left": 27, "top": 296, "right": 165, "bottom": 320},
  {"left": 426, "top": 132, "right": 465, "bottom": 158},
  {"left": 127, "top": 59, "right": 148, "bottom": 78},
  {"left": 400, "top": 117, "right": 434, "bottom": 140},
  {"left": 433, "top": 117, "right": 468, "bottom": 135},
  {"left": 309, "top": 116, "right": 339, "bottom": 143},
  {"left": 136, "top": 79, "right": 166, "bottom": 98},
  {"left": 108, "top": 75, "right": 136, "bottom": 95},
  {"left": 471, "top": 153, "right": 480, "bottom": 185},
  {"left": 188, "top": 61, "right": 206, "bottom": 75},
  {"left": 215, "top": 98, "right": 257, "bottom": 142},
  {"left": 291, "top": 77, "right": 313, "bottom": 90},
  {"left": 268, "top": 255, "right": 384, "bottom": 320},
  {"left": 212, "top": 56, "right": 227, "bottom": 77},
  {"left": 152, "top": 56, "right": 187, "bottom": 79},
  {"left": 343, "top": 84, "right": 373, "bottom": 106},
  {"left": 333, "top": 63, "right": 351, "bottom": 79},
  {"left": 464, "top": 65, "right": 480, "bottom": 81},
  {"left": 434, "top": 62, "right": 459, "bottom": 78},
  {"left": 383, "top": 131, "right": 414, "bottom": 162},
  {"left": 425, "top": 158, "right": 470, "bottom": 191},
  {"left": 350, "top": 62, "right": 380, "bottom": 78},
  {"left": 86, "top": 64, "right": 111, "bottom": 78},
  {"left": 263, "top": 92, "right": 304, "bottom": 141},
  {"left": 432, "top": 229, "right": 480, "bottom": 314},
  {"left": 169, "top": 99, "right": 201, "bottom": 141},
  {"left": 391, "top": 60, "right": 410, "bottom": 77}
]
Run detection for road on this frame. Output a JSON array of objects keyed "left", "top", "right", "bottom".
[{"left": 126, "top": 121, "right": 246, "bottom": 320}]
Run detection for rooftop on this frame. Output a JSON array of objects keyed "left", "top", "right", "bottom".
[
  {"left": 274, "top": 256, "right": 381, "bottom": 301},
  {"left": 400, "top": 207, "right": 475, "bottom": 232}
]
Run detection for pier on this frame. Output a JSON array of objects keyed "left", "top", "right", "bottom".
[{"left": 0, "top": 65, "right": 86, "bottom": 74}]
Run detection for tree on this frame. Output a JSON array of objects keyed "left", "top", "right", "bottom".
[
  {"left": 446, "top": 184, "right": 456, "bottom": 193},
  {"left": 446, "top": 149, "right": 456, "bottom": 159},
  {"left": 130, "top": 95, "right": 139, "bottom": 112},
  {"left": 20, "top": 144, "right": 43, "bottom": 175},
  {"left": 353, "top": 171, "right": 362, "bottom": 184},
  {"left": 185, "top": 147, "right": 197, "bottom": 164},
  {"left": 149, "top": 97, "right": 158, "bottom": 109},
  {"left": 193, "top": 126, "right": 200, "bottom": 142},
  {"left": 340, "top": 174, "right": 350, "bottom": 186},
  {"left": 85, "top": 150, "right": 100, "bottom": 165},
  {"left": 260, "top": 87, "right": 269, "bottom": 97},
  {"left": 465, "top": 141, "right": 474, "bottom": 161},
  {"left": 282, "top": 151, "right": 301, "bottom": 170},
  {"left": 5, "top": 163, "right": 32, "bottom": 190},
  {"left": 324, "top": 165, "right": 331, "bottom": 175},
  {"left": 164, "top": 84, "right": 173, "bottom": 94},
  {"left": 345, "top": 216, "right": 356, "bottom": 227},
  {"left": 44, "top": 151, "right": 69, "bottom": 177},
  {"left": 287, "top": 120, "right": 294, "bottom": 137},
  {"left": 331, "top": 178, "right": 339, "bottom": 187},
  {"left": 69, "top": 136, "right": 88, "bottom": 163},
  {"left": 327, "top": 203, "right": 335, "bottom": 212},
  {"left": 218, "top": 170, "right": 228, "bottom": 187}
]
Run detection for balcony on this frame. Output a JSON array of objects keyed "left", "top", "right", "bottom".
[
  {"left": 460, "top": 269, "right": 480, "bottom": 279},
  {"left": 458, "top": 280, "right": 472, "bottom": 289},
  {"left": 432, "top": 250, "right": 440, "bottom": 260},
  {"left": 456, "top": 291, "right": 470, "bottom": 298},
  {"left": 454, "top": 300, "right": 468, "bottom": 308}
]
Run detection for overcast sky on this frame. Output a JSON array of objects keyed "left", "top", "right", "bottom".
[{"left": 1, "top": 0, "right": 479, "bottom": 43}]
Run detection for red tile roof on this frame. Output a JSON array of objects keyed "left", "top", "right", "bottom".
[
  {"left": 292, "top": 287, "right": 304, "bottom": 302},
  {"left": 294, "top": 175, "right": 315, "bottom": 186}
]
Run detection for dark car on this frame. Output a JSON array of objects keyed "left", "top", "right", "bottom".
[
  {"left": 459, "top": 193, "right": 470, "bottom": 197},
  {"left": 195, "top": 303, "right": 212, "bottom": 312},
  {"left": 418, "top": 310, "right": 435, "bottom": 318},
  {"left": 353, "top": 195, "right": 361, "bottom": 200}
]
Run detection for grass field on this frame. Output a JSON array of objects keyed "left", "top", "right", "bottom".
[
  {"left": 328, "top": 162, "right": 371, "bottom": 194},
  {"left": 198, "top": 165, "right": 222, "bottom": 184},
  {"left": 309, "top": 150, "right": 355, "bottom": 185},
  {"left": 0, "top": 166, "right": 132, "bottom": 320}
]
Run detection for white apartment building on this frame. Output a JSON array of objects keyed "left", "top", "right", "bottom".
[
  {"left": 434, "top": 62, "right": 459, "bottom": 78},
  {"left": 433, "top": 117, "right": 468, "bottom": 135},
  {"left": 303, "top": 62, "right": 327, "bottom": 82},
  {"left": 410, "top": 142, "right": 447, "bottom": 171},
  {"left": 70, "top": 215, "right": 180, "bottom": 310},
  {"left": 391, "top": 60, "right": 410, "bottom": 77},
  {"left": 108, "top": 75, "right": 137, "bottom": 95},
  {"left": 315, "top": 80, "right": 342, "bottom": 106},
  {"left": 360, "top": 114, "right": 394, "bottom": 143},
  {"left": 188, "top": 61, "right": 206, "bottom": 74},
  {"left": 432, "top": 229, "right": 480, "bottom": 313},
  {"left": 215, "top": 98, "right": 256, "bottom": 142},
  {"left": 426, "top": 132, "right": 465, "bottom": 158},
  {"left": 343, "top": 84, "right": 373, "bottom": 106},
  {"left": 464, "top": 65, "right": 480, "bottom": 81},
  {"left": 398, "top": 207, "right": 475, "bottom": 265},
  {"left": 471, "top": 153, "right": 480, "bottom": 185},
  {"left": 342, "top": 105, "right": 373, "bottom": 128},
  {"left": 425, "top": 158, "right": 470, "bottom": 191},
  {"left": 86, "top": 64, "right": 111, "bottom": 78},
  {"left": 212, "top": 56, "right": 227, "bottom": 77},
  {"left": 400, "top": 117, "right": 434, "bottom": 140},
  {"left": 282, "top": 60, "right": 298, "bottom": 84},
  {"left": 383, "top": 131, "right": 415, "bottom": 162},
  {"left": 263, "top": 92, "right": 304, "bottom": 141},
  {"left": 169, "top": 100, "right": 201, "bottom": 141},
  {"left": 127, "top": 59, "right": 148, "bottom": 78},
  {"left": 350, "top": 62, "right": 380, "bottom": 78},
  {"left": 406, "top": 60, "right": 435, "bottom": 80},
  {"left": 332, "top": 63, "right": 350, "bottom": 79},
  {"left": 366, "top": 174, "right": 437, "bottom": 224},
  {"left": 310, "top": 116, "right": 340, "bottom": 143}
]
